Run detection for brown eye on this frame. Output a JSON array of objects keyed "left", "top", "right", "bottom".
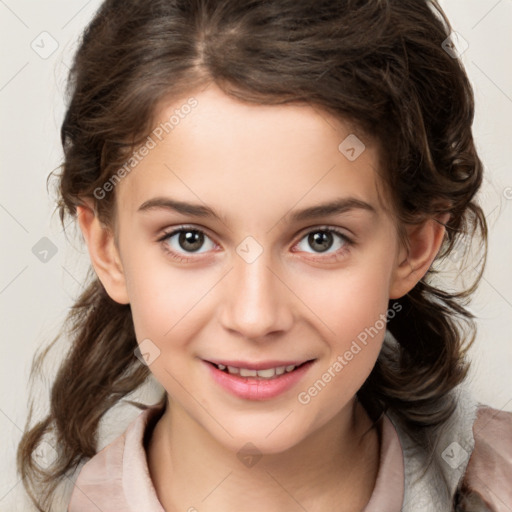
[
  {"left": 177, "top": 230, "right": 205, "bottom": 252},
  {"left": 158, "top": 226, "right": 217, "bottom": 258},
  {"left": 307, "top": 231, "right": 334, "bottom": 253},
  {"left": 295, "top": 228, "right": 350, "bottom": 255}
]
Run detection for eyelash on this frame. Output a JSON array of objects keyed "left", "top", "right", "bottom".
[{"left": 156, "top": 225, "right": 354, "bottom": 264}]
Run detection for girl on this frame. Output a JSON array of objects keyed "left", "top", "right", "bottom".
[{"left": 17, "top": 0, "right": 512, "bottom": 511}]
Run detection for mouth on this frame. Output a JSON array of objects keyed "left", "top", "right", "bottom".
[
  {"left": 203, "top": 358, "right": 316, "bottom": 400},
  {"left": 205, "top": 360, "right": 312, "bottom": 379}
]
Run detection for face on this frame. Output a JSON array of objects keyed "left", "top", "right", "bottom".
[{"left": 109, "top": 84, "right": 404, "bottom": 453}]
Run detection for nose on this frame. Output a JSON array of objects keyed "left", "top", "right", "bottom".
[{"left": 219, "top": 249, "right": 294, "bottom": 341}]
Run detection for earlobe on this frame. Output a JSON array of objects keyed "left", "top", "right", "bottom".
[
  {"left": 389, "top": 213, "right": 450, "bottom": 299},
  {"left": 76, "top": 203, "right": 130, "bottom": 305}
]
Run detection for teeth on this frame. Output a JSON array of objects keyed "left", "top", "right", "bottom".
[
  {"left": 256, "top": 368, "right": 276, "bottom": 378},
  {"left": 239, "top": 368, "right": 257, "bottom": 377},
  {"left": 218, "top": 364, "right": 298, "bottom": 379}
]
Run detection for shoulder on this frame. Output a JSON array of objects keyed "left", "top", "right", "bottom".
[
  {"left": 67, "top": 422, "right": 129, "bottom": 511},
  {"left": 67, "top": 405, "right": 165, "bottom": 512},
  {"left": 384, "top": 389, "right": 511, "bottom": 511},
  {"left": 460, "top": 404, "right": 512, "bottom": 511}
]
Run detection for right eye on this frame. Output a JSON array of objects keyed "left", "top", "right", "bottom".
[{"left": 158, "top": 225, "right": 218, "bottom": 262}]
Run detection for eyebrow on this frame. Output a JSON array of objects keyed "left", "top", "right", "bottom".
[{"left": 137, "top": 196, "right": 377, "bottom": 223}]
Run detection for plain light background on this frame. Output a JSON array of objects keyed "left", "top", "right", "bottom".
[{"left": 1, "top": 0, "right": 511, "bottom": 509}]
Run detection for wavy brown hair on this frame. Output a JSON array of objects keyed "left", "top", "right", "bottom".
[{"left": 18, "top": 0, "right": 488, "bottom": 509}]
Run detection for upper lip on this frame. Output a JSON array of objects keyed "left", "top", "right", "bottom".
[{"left": 204, "top": 359, "right": 314, "bottom": 370}]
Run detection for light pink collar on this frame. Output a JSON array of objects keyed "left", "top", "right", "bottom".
[{"left": 123, "top": 406, "right": 405, "bottom": 511}]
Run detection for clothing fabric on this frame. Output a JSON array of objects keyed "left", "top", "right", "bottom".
[{"left": 67, "top": 396, "right": 512, "bottom": 512}]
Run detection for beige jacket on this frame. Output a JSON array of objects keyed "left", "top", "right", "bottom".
[{"left": 66, "top": 392, "right": 512, "bottom": 512}]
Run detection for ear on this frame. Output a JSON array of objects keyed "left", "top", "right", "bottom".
[
  {"left": 389, "top": 213, "right": 450, "bottom": 299},
  {"left": 76, "top": 202, "right": 130, "bottom": 305}
]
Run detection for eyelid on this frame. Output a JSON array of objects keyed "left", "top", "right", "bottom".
[
  {"left": 157, "top": 224, "right": 353, "bottom": 245},
  {"left": 157, "top": 224, "right": 217, "bottom": 243},
  {"left": 293, "top": 224, "right": 353, "bottom": 243}
]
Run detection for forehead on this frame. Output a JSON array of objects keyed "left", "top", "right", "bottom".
[{"left": 115, "top": 84, "right": 389, "bottom": 226}]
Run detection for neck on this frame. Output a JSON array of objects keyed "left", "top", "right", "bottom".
[{"left": 147, "top": 398, "right": 380, "bottom": 512}]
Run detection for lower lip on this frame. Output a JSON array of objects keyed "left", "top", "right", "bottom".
[{"left": 204, "top": 360, "right": 314, "bottom": 401}]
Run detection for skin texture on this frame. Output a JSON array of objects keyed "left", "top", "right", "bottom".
[{"left": 77, "top": 83, "right": 449, "bottom": 511}]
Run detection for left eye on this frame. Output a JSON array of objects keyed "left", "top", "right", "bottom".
[{"left": 295, "top": 228, "right": 350, "bottom": 254}]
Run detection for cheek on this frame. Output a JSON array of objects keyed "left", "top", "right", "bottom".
[
  {"left": 293, "top": 255, "right": 394, "bottom": 344},
  {"left": 124, "top": 258, "right": 214, "bottom": 390},
  {"left": 127, "top": 267, "right": 215, "bottom": 342},
  {"left": 120, "top": 242, "right": 206, "bottom": 342},
  {"left": 293, "top": 253, "right": 394, "bottom": 408}
]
